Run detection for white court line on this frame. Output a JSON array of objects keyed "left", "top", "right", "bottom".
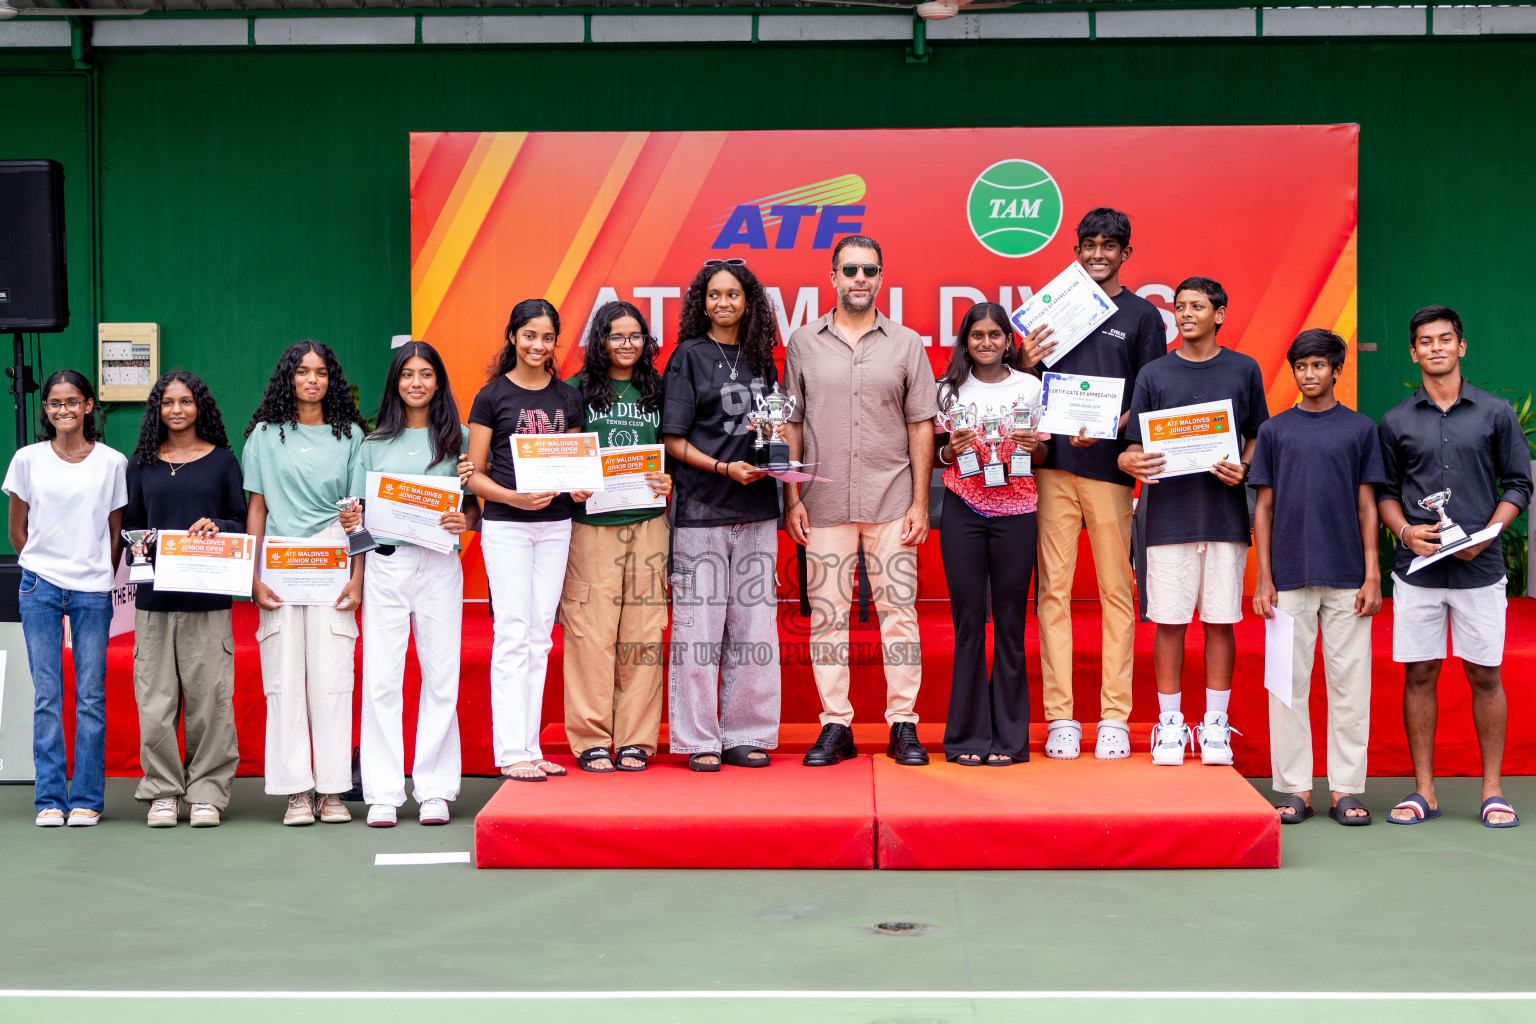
[
  {"left": 373, "top": 852, "right": 472, "bottom": 866},
  {"left": 2, "top": 991, "right": 1535, "bottom": 1001}
]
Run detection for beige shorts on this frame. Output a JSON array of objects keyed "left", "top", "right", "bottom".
[
  {"left": 1391, "top": 572, "right": 1507, "bottom": 667},
  {"left": 1145, "top": 541, "right": 1247, "bottom": 625}
]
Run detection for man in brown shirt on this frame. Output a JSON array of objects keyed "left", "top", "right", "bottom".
[{"left": 783, "top": 235, "right": 939, "bottom": 767}]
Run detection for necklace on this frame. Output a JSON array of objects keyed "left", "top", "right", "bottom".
[
  {"left": 162, "top": 444, "right": 207, "bottom": 476},
  {"left": 50, "top": 439, "right": 89, "bottom": 462},
  {"left": 709, "top": 335, "right": 742, "bottom": 381}
]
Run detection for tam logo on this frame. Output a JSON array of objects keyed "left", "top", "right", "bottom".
[{"left": 708, "top": 173, "right": 869, "bottom": 250}]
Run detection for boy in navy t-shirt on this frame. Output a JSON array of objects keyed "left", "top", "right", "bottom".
[{"left": 1250, "top": 329, "right": 1387, "bottom": 826}]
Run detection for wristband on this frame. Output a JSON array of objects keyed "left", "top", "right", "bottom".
[
  {"left": 714, "top": 460, "right": 725, "bottom": 476},
  {"left": 937, "top": 444, "right": 954, "bottom": 466}
]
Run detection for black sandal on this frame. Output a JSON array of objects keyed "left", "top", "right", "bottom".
[
  {"left": 1275, "top": 794, "right": 1314, "bottom": 823},
  {"left": 688, "top": 753, "right": 722, "bottom": 773},
  {"left": 578, "top": 747, "right": 616, "bottom": 773},
  {"left": 721, "top": 746, "right": 770, "bottom": 768},
  {"left": 615, "top": 746, "right": 650, "bottom": 772},
  {"left": 951, "top": 753, "right": 984, "bottom": 767}
]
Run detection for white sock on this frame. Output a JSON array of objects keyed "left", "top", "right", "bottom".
[
  {"left": 1157, "top": 691, "right": 1181, "bottom": 716},
  {"left": 1206, "top": 688, "right": 1231, "bottom": 720}
]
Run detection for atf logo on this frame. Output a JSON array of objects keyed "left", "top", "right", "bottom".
[
  {"left": 710, "top": 174, "right": 867, "bottom": 250},
  {"left": 967, "top": 160, "right": 1062, "bottom": 258}
]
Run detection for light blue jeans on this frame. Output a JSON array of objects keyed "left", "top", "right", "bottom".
[{"left": 18, "top": 570, "right": 112, "bottom": 813}]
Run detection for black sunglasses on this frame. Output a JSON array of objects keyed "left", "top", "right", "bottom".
[
  {"left": 703, "top": 258, "right": 747, "bottom": 268},
  {"left": 839, "top": 263, "right": 882, "bottom": 279}
]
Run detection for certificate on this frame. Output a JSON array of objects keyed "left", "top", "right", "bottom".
[
  {"left": 260, "top": 538, "right": 350, "bottom": 606},
  {"left": 585, "top": 446, "right": 667, "bottom": 516},
  {"left": 1039, "top": 372, "right": 1125, "bottom": 441},
  {"left": 153, "top": 531, "right": 257, "bottom": 598},
  {"left": 1008, "top": 261, "right": 1116, "bottom": 368},
  {"left": 509, "top": 432, "right": 604, "bottom": 492},
  {"left": 1407, "top": 522, "right": 1504, "bottom": 575},
  {"left": 364, "top": 471, "right": 461, "bottom": 554},
  {"left": 1138, "top": 399, "right": 1241, "bottom": 478}
]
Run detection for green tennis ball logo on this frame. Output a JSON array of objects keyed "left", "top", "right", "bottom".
[
  {"left": 967, "top": 159, "right": 1063, "bottom": 258},
  {"left": 1079, "top": 380, "right": 1091, "bottom": 391}
]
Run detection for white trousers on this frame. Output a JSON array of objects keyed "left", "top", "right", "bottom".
[
  {"left": 257, "top": 522, "right": 358, "bottom": 796},
  {"left": 360, "top": 544, "right": 464, "bottom": 807},
  {"left": 481, "top": 517, "right": 572, "bottom": 766}
]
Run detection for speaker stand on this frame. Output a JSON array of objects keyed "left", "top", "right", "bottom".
[{"left": 8, "top": 332, "right": 29, "bottom": 451}]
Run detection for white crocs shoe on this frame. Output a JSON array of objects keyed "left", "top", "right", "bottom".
[
  {"left": 1094, "top": 720, "right": 1131, "bottom": 760},
  {"left": 1150, "top": 711, "right": 1193, "bottom": 766},
  {"left": 1044, "top": 720, "right": 1082, "bottom": 759},
  {"left": 1197, "top": 712, "right": 1241, "bottom": 766}
]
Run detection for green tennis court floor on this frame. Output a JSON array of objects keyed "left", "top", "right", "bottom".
[{"left": 2, "top": 776, "right": 1533, "bottom": 1024}]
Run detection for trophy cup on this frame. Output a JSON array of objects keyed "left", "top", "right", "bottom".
[
  {"left": 978, "top": 404, "right": 1009, "bottom": 488},
  {"left": 120, "top": 528, "right": 158, "bottom": 584},
  {"left": 945, "top": 398, "right": 982, "bottom": 480},
  {"left": 1417, "top": 489, "right": 1469, "bottom": 547},
  {"left": 751, "top": 385, "right": 797, "bottom": 469},
  {"left": 1008, "top": 396, "right": 1043, "bottom": 479},
  {"left": 336, "top": 497, "right": 380, "bottom": 556}
]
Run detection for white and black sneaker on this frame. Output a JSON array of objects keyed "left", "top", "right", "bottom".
[
  {"left": 1196, "top": 712, "right": 1241, "bottom": 766},
  {"left": 1150, "top": 711, "right": 1193, "bottom": 766}
]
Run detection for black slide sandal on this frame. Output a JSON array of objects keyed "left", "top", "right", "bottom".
[
  {"left": 1275, "top": 794, "right": 1313, "bottom": 823},
  {"left": 615, "top": 746, "right": 649, "bottom": 772},
  {"left": 577, "top": 747, "right": 615, "bottom": 773},
  {"left": 721, "top": 746, "right": 771, "bottom": 768},
  {"left": 1329, "top": 795, "right": 1371, "bottom": 826},
  {"left": 688, "top": 753, "right": 722, "bottom": 773}
]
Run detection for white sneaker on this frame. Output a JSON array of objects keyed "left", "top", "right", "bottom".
[
  {"left": 1197, "top": 712, "right": 1241, "bottom": 766},
  {"left": 147, "top": 798, "right": 179, "bottom": 828},
  {"left": 189, "top": 804, "right": 221, "bottom": 827},
  {"left": 35, "top": 808, "right": 65, "bottom": 828},
  {"left": 418, "top": 799, "right": 450, "bottom": 826},
  {"left": 66, "top": 809, "right": 101, "bottom": 827},
  {"left": 1044, "top": 720, "right": 1082, "bottom": 759},
  {"left": 1150, "top": 711, "right": 1193, "bottom": 766},
  {"left": 367, "top": 804, "right": 397, "bottom": 828},
  {"left": 1094, "top": 720, "right": 1131, "bottom": 760},
  {"left": 283, "top": 792, "right": 316, "bottom": 826}
]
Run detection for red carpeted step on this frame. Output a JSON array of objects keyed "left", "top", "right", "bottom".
[
  {"left": 473, "top": 754, "right": 876, "bottom": 869},
  {"left": 872, "top": 754, "right": 1281, "bottom": 870},
  {"left": 538, "top": 721, "right": 1156, "bottom": 755}
]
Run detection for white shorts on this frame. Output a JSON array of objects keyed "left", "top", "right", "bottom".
[
  {"left": 1145, "top": 541, "right": 1247, "bottom": 625},
  {"left": 1391, "top": 572, "right": 1507, "bottom": 667}
]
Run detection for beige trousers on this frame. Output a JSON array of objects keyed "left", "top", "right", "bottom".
[
  {"left": 257, "top": 522, "right": 358, "bottom": 796},
  {"left": 560, "top": 516, "right": 670, "bottom": 756},
  {"left": 133, "top": 608, "right": 240, "bottom": 809},
  {"left": 1269, "top": 586, "right": 1372, "bottom": 795},
  {"left": 806, "top": 516, "right": 922, "bottom": 726},
  {"left": 1035, "top": 469, "right": 1136, "bottom": 723}
]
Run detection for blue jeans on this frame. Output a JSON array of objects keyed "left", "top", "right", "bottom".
[{"left": 18, "top": 570, "right": 112, "bottom": 813}]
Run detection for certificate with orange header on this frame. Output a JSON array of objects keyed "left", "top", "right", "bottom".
[
  {"left": 509, "top": 431, "right": 604, "bottom": 492},
  {"left": 363, "top": 471, "right": 462, "bottom": 554},
  {"left": 260, "top": 538, "right": 350, "bottom": 606},
  {"left": 153, "top": 530, "right": 257, "bottom": 598},
  {"left": 585, "top": 445, "right": 667, "bottom": 515},
  {"left": 1138, "top": 399, "right": 1241, "bottom": 478}
]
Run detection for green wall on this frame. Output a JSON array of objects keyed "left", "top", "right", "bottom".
[{"left": 3, "top": 36, "right": 1534, "bottom": 505}]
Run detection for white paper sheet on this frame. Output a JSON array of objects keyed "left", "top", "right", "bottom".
[
  {"left": 1264, "top": 607, "right": 1296, "bottom": 709},
  {"left": 1406, "top": 522, "right": 1505, "bottom": 574}
]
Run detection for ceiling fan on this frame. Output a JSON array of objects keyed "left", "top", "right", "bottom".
[
  {"left": 0, "top": 2, "right": 149, "bottom": 18},
  {"left": 797, "top": 0, "right": 1025, "bottom": 19}
]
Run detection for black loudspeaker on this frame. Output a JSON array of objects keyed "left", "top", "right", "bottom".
[{"left": 0, "top": 160, "right": 69, "bottom": 333}]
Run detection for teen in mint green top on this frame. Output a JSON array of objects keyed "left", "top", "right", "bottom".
[
  {"left": 565, "top": 372, "right": 666, "bottom": 528},
  {"left": 351, "top": 424, "right": 471, "bottom": 548},
  {"left": 243, "top": 420, "right": 362, "bottom": 538}
]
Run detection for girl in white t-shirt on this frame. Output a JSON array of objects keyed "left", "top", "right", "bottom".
[
  {"left": 933, "top": 303, "right": 1049, "bottom": 767},
  {"left": 2, "top": 370, "right": 128, "bottom": 827}
]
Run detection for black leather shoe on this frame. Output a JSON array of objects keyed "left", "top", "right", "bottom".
[
  {"left": 802, "top": 724, "right": 857, "bottom": 766},
  {"left": 887, "top": 722, "right": 929, "bottom": 765}
]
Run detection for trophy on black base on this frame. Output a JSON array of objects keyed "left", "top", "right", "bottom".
[
  {"left": 120, "top": 528, "right": 158, "bottom": 584},
  {"left": 1008, "top": 396, "right": 1042, "bottom": 478},
  {"left": 750, "top": 385, "right": 798, "bottom": 469},
  {"left": 336, "top": 497, "right": 380, "bottom": 556},
  {"left": 978, "top": 405, "right": 1009, "bottom": 489},
  {"left": 945, "top": 397, "right": 982, "bottom": 480},
  {"left": 1418, "top": 488, "right": 1469, "bottom": 548}
]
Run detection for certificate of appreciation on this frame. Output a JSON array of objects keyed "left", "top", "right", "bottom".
[
  {"left": 364, "top": 472, "right": 462, "bottom": 554},
  {"left": 1008, "top": 261, "right": 1116, "bottom": 368},
  {"left": 153, "top": 531, "right": 257, "bottom": 598},
  {"left": 1138, "top": 400, "right": 1241, "bottom": 478},
  {"left": 509, "top": 432, "right": 604, "bottom": 492},
  {"left": 1039, "top": 372, "right": 1125, "bottom": 441},
  {"left": 585, "top": 446, "right": 667, "bottom": 516},
  {"left": 260, "top": 539, "right": 350, "bottom": 606}
]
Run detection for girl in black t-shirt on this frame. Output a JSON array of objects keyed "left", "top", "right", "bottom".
[{"left": 466, "top": 299, "right": 589, "bottom": 783}]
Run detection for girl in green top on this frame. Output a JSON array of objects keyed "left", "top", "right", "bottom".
[
  {"left": 561, "top": 301, "right": 672, "bottom": 772},
  {"left": 243, "top": 340, "right": 367, "bottom": 826}
]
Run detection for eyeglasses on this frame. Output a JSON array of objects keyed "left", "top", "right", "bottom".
[
  {"left": 45, "top": 399, "right": 85, "bottom": 411},
  {"left": 606, "top": 334, "right": 648, "bottom": 348},
  {"left": 703, "top": 258, "right": 747, "bottom": 268},
  {"left": 839, "top": 263, "right": 882, "bottom": 279}
]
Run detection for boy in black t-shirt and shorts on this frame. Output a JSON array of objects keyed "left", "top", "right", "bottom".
[{"left": 1121, "top": 278, "right": 1269, "bottom": 766}]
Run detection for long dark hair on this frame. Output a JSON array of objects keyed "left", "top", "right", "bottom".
[
  {"left": 936, "top": 302, "right": 1024, "bottom": 407},
  {"left": 577, "top": 300, "right": 663, "bottom": 416},
  {"left": 134, "top": 370, "right": 230, "bottom": 467},
  {"left": 487, "top": 298, "right": 561, "bottom": 381},
  {"left": 37, "top": 369, "right": 104, "bottom": 442},
  {"left": 244, "top": 340, "right": 368, "bottom": 443},
  {"left": 676, "top": 261, "right": 777, "bottom": 380},
  {"left": 368, "top": 341, "right": 463, "bottom": 469}
]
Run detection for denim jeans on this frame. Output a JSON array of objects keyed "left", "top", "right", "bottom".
[{"left": 18, "top": 570, "right": 112, "bottom": 813}]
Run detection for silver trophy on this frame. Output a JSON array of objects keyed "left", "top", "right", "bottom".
[
  {"left": 1417, "top": 489, "right": 1469, "bottom": 547},
  {"left": 751, "top": 385, "right": 797, "bottom": 469},
  {"left": 945, "top": 397, "right": 982, "bottom": 480},
  {"left": 978, "top": 404, "right": 1009, "bottom": 488},
  {"left": 120, "top": 529, "right": 158, "bottom": 584},
  {"left": 1008, "top": 396, "right": 1043, "bottom": 478},
  {"left": 336, "top": 497, "right": 380, "bottom": 556}
]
